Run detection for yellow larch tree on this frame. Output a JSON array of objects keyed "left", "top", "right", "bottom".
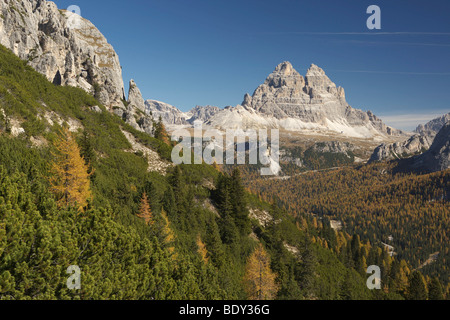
[
  {"left": 137, "top": 192, "right": 154, "bottom": 225},
  {"left": 49, "top": 127, "right": 92, "bottom": 211},
  {"left": 244, "top": 243, "right": 279, "bottom": 300},
  {"left": 161, "top": 208, "right": 176, "bottom": 257},
  {"left": 196, "top": 234, "right": 209, "bottom": 264},
  {"left": 212, "top": 160, "right": 221, "bottom": 172}
]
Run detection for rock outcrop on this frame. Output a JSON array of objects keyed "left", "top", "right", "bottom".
[
  {"left": 309, "top": 141, "right": 357, "bottom": 154},
  {"left": 0, "top": 0, "right": 125, "bottom": 107},
  {"left": 370, "top": 113, "right": 450, "bottom": 162},
  {"left": 127, "top": 79, "right": 146, "bottom": 113},
  {"left": 369, "top": 134, "right": 434, "bottom": 162},
  {"left": 110, "top": 80, "right": 154, "bottom": 135}
]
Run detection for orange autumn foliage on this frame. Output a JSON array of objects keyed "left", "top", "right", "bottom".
[
  {"left": 49, "top": 127, "right": 92, "bottom": 211},
  {"left": 244, "top": 243, "right": 279, "bottom": 300},
  {"left": 137, "top": 192, "right": 154, "bottom": 226}
]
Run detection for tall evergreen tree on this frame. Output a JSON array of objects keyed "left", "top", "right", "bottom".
[
  {"left": 428, "top": 277, "right": 444, "bottom": 300},
  {"left": 407, "top": 271, "right": 428, "bottom": 300},
  {"left": 216, "top": 175, "right": 239, "bottom": 245},
  {"left": 154, "top": 116, "right": 170, "bottom": 144},
  {"left": 299, "top": 234, "right": 317, "bottom": 297},
  {"left": 230, "top": 168, "right": 251, "bottom": 235},
  {"left": 204, "top": 216, "right": 226, "bottom": 268},
  {"left": 79, "top": 129, "right": 96, "bottom": 175},
  {"left": 169, "top": 166, "right": 184, "bottom": 207}
]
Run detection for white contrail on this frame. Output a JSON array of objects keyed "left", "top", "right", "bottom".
[
  {"left": 260, "top": 32, "right": 450, "bottom": 36},
  {"left": 378, "top": 112, "right": 449, "bottom": 131},
  {"left": 329, "top": 70, "right": 450, "bottom": 75},
  {"left": 333, "top": 40, "right": 450, "bottom": 47}
]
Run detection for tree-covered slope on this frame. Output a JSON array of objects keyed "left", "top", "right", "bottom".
[{"left": 0, "top": 43, "right": 419, "bottom": 300}]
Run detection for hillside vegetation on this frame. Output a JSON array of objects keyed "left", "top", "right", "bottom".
[
  {"left": 0, "top": 44, "right": 443, "bottom": 300},
  {"left": 245, "top": 162, "right": 450, "bottom": 289}
]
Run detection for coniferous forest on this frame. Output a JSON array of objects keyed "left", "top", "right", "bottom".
[{"left": 0, "top": 40, "right": 447, "bottom": 302}]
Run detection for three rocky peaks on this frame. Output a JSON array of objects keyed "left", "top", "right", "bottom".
[{"left": 147, "top": 61, "right": 402, "bottom": 139}]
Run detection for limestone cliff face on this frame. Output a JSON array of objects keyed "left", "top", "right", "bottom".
[
  {"left": 188, "top": 105, "right": 221, "bottom": 123},
  {"left": 0, "top": 0, "right": 125, "bottom": 107},
  {"left": 369, "top": 134, "right": 435, "bottom": 162}
]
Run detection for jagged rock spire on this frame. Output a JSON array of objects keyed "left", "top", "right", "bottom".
[{"left": 128, "top": 79, "right": 146, "bottom": 113}]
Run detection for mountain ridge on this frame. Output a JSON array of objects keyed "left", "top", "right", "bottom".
[
  {"left": 370, "top": 113, "right": 450, "bottom": 163},
  {"left": 402, "top": 121, "right": 450, "bottom": 173}
]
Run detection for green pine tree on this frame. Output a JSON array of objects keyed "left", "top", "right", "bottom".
[
  {"left": 428, "top": 277, "right": 444, "bottom": 300},
  {"left": 407, "top": 271, "right": 428, "bottom": 300}
]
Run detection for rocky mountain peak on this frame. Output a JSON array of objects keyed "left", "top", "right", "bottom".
[
  {"left": 145, "top": 100, "right": 189, "bottom": 126},
  {"left": 274, "top": 61, "right": 295, "bottom": 74},
  {"left": 305, "top": 63, "right": 337, "bottom": 93},
  {"left": 0, "top": 0, "right": 125, "bottom": 107},
  {"left": 263, "top": 61, "right": 304, "bottom": 90},
  {"left": 219, "top": 61, "right": 400, "bottom": 137},
  {"left": 188, "top": 105, "right": 221, "bottom": 123},
  {"left": 306, "top": 63, "right": 326, "bottom": 76}
]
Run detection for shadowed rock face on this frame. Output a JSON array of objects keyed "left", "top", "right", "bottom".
[
  {"left": 0, "top": 0, "right": 125, "bottom": 107},
  {"left": 410, "top": 122, "right": 450, "bottom": 173},
  {"left": 394, "top": 121, "right": 450, "bottom": 173}
]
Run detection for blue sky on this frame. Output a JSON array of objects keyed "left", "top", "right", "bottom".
[{"left": 55, "top": 0, "right": 450, "bottom": 131}]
